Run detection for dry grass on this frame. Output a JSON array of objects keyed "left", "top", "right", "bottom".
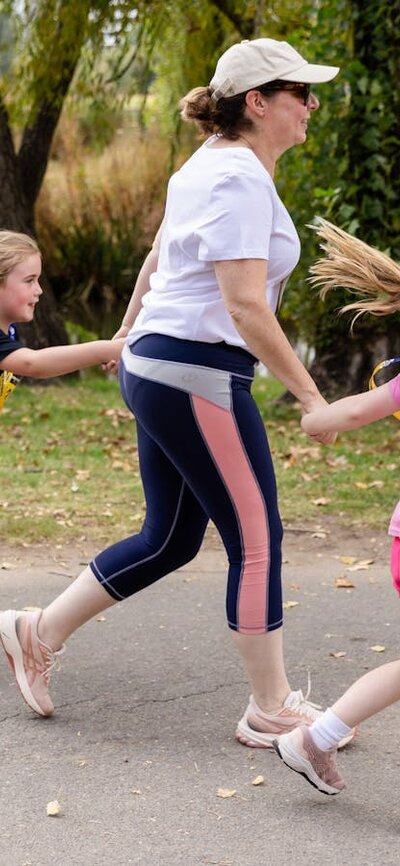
[
  {"left": 39, "top": 118, "right": 168, "bottom": 246},
  {"left": 35, "top": 115, "right": 170, "bottom": 331}
]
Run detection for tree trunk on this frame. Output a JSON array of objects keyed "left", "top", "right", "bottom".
[
  {"left": 0, "top": 96, "right": 68, "bottom": 348},
  {"left": 309, "top": 318, "right": 400, "bottom": 398}
]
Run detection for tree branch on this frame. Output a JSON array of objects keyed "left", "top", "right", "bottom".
[
  {"left": 0, "top": 93, "right": 31, "bottom": 230},
  {"left": 208, "top": 0, "right": 257, "bottom": 37},
  {"left": 17, "top": 0, "right": 92, "bottom": 210}
]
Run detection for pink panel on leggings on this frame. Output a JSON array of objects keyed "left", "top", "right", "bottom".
[
  {"left": 192, "top": 395, "right": 269, "bottom": 634},
  {"left": 388, "top": 374, "right": 400, "bottom": 406}
]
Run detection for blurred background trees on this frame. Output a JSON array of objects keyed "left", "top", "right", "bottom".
[{"left": 0, "top": 0, "right": 399, "bottom": 394}]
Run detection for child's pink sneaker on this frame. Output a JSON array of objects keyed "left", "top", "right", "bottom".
[{"left": 273, "top": 725, "right": 346, "bottom": 795}]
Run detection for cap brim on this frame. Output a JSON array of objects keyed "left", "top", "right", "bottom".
[{"left": 280, "top": 63, "right": 340, "bottom": 83}]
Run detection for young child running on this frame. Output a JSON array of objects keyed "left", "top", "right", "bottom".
[
  {"left": 0, "top": 230, "right": 123, "bottom": 401},
  {"left": 273, "top": 218, "right": 400, "bottom": 795}
]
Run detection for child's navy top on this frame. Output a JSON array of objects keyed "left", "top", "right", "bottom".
[{"left": 0, "top": 325, "right": 23, "bottom": 363}]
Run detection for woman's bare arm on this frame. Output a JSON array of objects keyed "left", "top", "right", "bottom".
[
  {"left": 214, "top": 258, "right": 328, "bottom": 414},
  {"left": 112, "top": 225, "right": 162, "bottom": 340}
]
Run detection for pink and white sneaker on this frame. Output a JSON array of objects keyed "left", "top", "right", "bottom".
[
  {"left": 236, "top": 689, "right": 355, "bottom": 749},
  {"left": 273, "top": 725, "right": 346, "bottom": 795},
  {"left": 0, "top": 609, "right": 65, "bottom": 716}
]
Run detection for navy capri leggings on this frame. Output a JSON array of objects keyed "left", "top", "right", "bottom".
[{"left": 91, "top": 335, "right": 283, "bottom": 634}]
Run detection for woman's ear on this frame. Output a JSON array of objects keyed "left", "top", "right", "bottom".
[{"left": 244, "top": 89, "right": 267, "bottom": 117}]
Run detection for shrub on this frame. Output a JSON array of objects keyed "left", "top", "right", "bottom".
[{"left": 37, "top": 113, "right": 169, "bottom": 336}]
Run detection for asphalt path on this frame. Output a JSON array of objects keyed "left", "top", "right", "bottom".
[{"left": 0, "top": 521, "right": 399, "bottom": 866}]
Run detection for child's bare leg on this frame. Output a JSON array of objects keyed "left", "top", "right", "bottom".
[
  {"left": 306, "top": 659, "right": 400, "bottom": 753},
  {"left": 272, "top": 662, "right": 400, "bottom": 795},
  {"left": 331, "top": 660, "right": 400, "bottom": 728},
  {"left": 38, "top": 566, "right": 117, "bottom": 649}
]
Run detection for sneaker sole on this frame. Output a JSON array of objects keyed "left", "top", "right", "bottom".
[
  {"left": 0, "top": 609, "right": 51, "bottom": 717},
  {"left": 272, "top": 738, "right": 344, "bottom": 795},
  {"left": 236, "top": 715, "right": 356, "bottom": 750},
  {"left": 235, "top": 717, "right": 275, "bottom": 748}
]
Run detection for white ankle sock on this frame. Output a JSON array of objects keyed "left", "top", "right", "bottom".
[{"left": 309, "top": 707, "right": 352, "bottom": 751}]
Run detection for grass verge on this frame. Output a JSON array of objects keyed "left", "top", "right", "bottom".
[{"left": 0, "top": 373, "right": 398, "bottom": 547}]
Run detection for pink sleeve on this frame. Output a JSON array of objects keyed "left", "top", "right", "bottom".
[
  {"left": 388, "top": 500, "right": 400, "bottom": 537},
  {"left": 388, "top": 374, "right": 400, "bottom": 406}
]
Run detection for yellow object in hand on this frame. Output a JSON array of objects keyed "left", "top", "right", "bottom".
[{"left": 0, "top": 370, "right": 20, "bottom": 411}]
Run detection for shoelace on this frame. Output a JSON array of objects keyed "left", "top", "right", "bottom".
[
  {"left": 40, "top": 643, "right": 66, "bottom": 682},
  {"left": 289, "top": 672, "right": 322, "bottom": 718},
  {"left": 316, "top": 749, "right": 342, "bottom": 783}
]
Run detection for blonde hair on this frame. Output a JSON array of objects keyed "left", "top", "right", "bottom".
[
  {"left": 309, "top": 217, "right": 400, "bottom": 323},
  {"left": 0, "top": 230, "right": 40, "bottom": 285}
]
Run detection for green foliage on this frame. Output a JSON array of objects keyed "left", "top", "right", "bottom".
[
  {"left": 274, "top": 0, "right": 400, "bottom": 366},
  {"left": 1, "top": 1, "right": 142, "bottom": 124},
  {"left": 0, "top": 7, "right": 14, "bottom": 76},
  {"left": 77, "top": 99, "right": 125, "bottom": 151},
  {"left": 149, "top": 0, "right": 320, "bottom": 141}
]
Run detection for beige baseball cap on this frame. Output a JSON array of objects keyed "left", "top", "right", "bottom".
[{"left": 210, "top": 38, "right": 339, "bottom": 101}]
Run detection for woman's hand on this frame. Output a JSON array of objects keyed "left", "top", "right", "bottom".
[
  {"left": 112, "top": 324, "right": 131, "bottom": 341},
  {"left": 300, "top": 399, "right": 338, "bottom": 445}
]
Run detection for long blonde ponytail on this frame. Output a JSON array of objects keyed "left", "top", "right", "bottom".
[{"left": 308, "top": 218, "right": 400, "bottom": 323}]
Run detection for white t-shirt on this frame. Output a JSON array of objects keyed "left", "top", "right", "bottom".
[{"left": 128, "top": 139, "right": 300, "bottom": 349}]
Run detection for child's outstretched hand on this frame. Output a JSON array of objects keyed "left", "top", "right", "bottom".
[
  {"left": 301, "top": 410, "right": 327, "bottom": 436},
  {"left": 301, "top": 403, "right": 337, "bottom": 445},
  {"left": 102, "top": 334, "right": 127, "bottom": 374}
]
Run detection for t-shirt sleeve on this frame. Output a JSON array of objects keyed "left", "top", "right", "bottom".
[
  {"left": 388, "top": 373, "right": 400, "bottom": 406},
  {"left": 388, "top": 500, "right": 400, "bottom": 537},
  {"left": 0, "top": 329, "right": 24, "bottom": 365},
  {"left": 196, "top": 171, "right": 274, "bottom": 262}
]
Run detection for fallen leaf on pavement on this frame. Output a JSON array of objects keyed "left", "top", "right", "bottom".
[
  {"left": 329, "top": 651, "right": 347, "bottom": 658},
  {"left": 335, "top": 577, "right": 355, "bottom": 589},
  {"left": 216, "top": 788, "right": 236, "bottom": 799},
  {"left": 46, "top": 800, "right": 61, "bottom": 817},
  {"left": 370, "top": 645, "right": 385, "bottom": 653},
  {"left": 283, "top": 600, "right": 299, "bottom": 609},
  {"left": 348, "top": 559, "right": 375, "bottom": 571},
  {"left": 251, "top": 775, "right": 265, "bottom": 786}
]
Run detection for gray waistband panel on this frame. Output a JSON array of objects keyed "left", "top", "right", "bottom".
[{"left": 121, "top": 345, "right": 232, "bottom": 410}]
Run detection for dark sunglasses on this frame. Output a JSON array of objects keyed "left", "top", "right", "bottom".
[{"left": 259, "top": 81, "right": 312, "bottom": 105}]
